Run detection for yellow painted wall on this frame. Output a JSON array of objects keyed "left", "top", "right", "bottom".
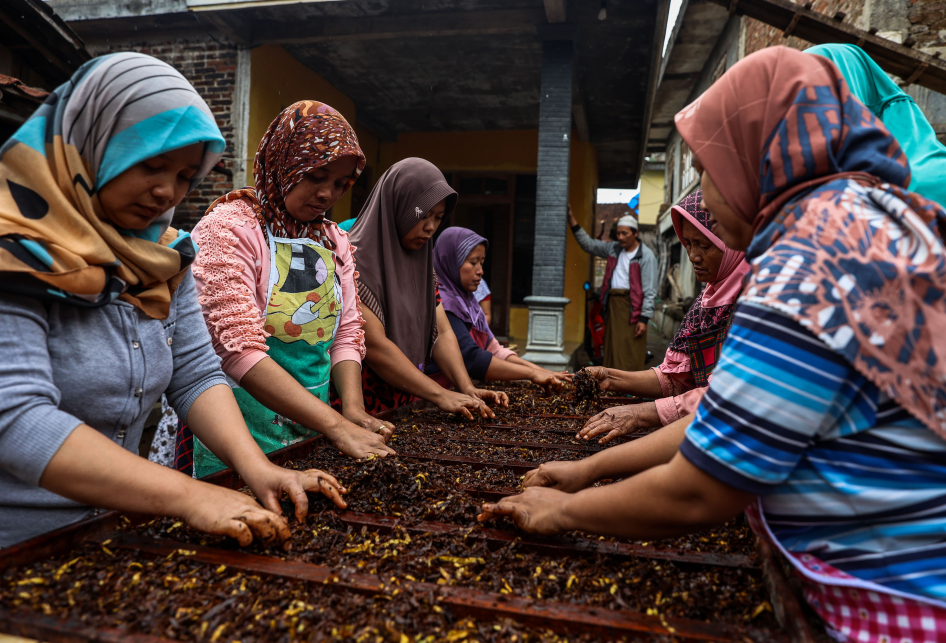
[
  {"left": 638, "top": 169, "right": 664, "bottom": 226},
  {"left": 248, "top": 45, "right": 381, "bottom": 221},
  {"left": 562, "top": 138, "right": 598, "bottom": 344}
]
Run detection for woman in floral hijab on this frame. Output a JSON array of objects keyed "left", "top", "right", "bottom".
[{"left": 188, "top": 100, "right": 395, "bottom": 477}]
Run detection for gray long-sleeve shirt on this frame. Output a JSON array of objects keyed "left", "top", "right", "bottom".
[
  {"left": 571, "top": 226, "right": 658, "bottom": 321},
  {"left": 0, "top": 271, "right": 227, "bottom": 547}
]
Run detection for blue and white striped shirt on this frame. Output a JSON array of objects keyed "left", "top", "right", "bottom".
[{"left": 682, "top": 303, "right": 946, "bottom": 600}]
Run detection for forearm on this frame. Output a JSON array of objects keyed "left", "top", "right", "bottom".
[
  {"left": 238, "top": 358, "right": 347, "bottom": 439},
  {"left": 431, "top": 306, "right": 477, "bottom": 393},
  {"left": 506, "top": 354, "right": 542, "bottom": 370},
  {"left": 185, "top": 383, "right": 274, "bottom": 473},
  {"left": 605, "top": 368, "right": 663, "bottom": 397},
  {"left": 484, "top": 356, "right": 537, "bottom": 381},
  {"left": 558, "top": 451, "right": 753, "bottom": 539},
  {"left": 40, "top": 424, "right": 201, "bottom": 519},
  {"left": 580, "top": 413, "right": 690, "bottom": 481},
  {"left": 331, "top": 360, "right": 365, "bottom": 415},
  {"left": 570, "top": 225, "right": 609, "bottom": 257}
]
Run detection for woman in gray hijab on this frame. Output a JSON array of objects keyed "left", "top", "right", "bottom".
[{"left": 348, "top": 158, "right": 508, "bottom": 418}]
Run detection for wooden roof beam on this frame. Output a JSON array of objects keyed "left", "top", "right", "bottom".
[
  {"left": 711, "top": 0, "right": 946, "bottom": 94},
  {"left": 251, "top": 8, "right": 546, "bottom": 46}
]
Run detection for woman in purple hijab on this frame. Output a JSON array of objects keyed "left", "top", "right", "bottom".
[{"left": 427, "top": 227, "right": 568, "bottom": 391}]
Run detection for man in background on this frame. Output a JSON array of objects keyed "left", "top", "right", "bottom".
[{"left": 568, "top": 205, "right": 656, "bottom": 371}]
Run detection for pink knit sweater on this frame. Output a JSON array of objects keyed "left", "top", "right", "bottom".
[{"left": 191, "top": 199, "right": 366, "bottom": 385}]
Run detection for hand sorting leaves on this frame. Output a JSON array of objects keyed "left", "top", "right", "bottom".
[
  {"left": 182, "top": 467, "right": 347, "bottom": 550},
  {"left": 477, "top": 487, "right": 572, "bottom": 536}
]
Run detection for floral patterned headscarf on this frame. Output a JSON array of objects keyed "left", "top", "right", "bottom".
[
  {"left": 675, "top": 46, "right": 946, "bottom": 435},
  {"left": 209, "top": 101, "right": 365, "bottom": 249},
  {"left": 667, "top": 190, "right": 749, "bottom": 353}
]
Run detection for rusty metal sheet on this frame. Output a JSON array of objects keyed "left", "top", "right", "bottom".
[
  {"left": 481, "top": 423, "right": 650, "bottom": 440},
  {"left": 412, "top": 433, "right": 608, "bottom": 453},
  {"left": 400, "top": 453, "right": 536, "bottom": 475},
  {"left": 756, "top": 537, "right": 816, "bottom": 643}
]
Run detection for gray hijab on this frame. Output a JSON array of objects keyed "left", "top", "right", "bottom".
[{"left": 349, "top": 158, "right": 457, "bottom": 367}]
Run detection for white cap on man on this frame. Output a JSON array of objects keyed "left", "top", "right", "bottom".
[{"left": 617, "top": 214, "right": 639, "bottom": 230}]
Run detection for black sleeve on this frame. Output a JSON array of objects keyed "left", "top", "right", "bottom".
[{"left": 424, "top": 311, "right": 493, "bottom": 381}]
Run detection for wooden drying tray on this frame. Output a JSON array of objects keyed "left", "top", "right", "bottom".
[{"left": 0, "top": 402, "right": 816, "bottom": 643}]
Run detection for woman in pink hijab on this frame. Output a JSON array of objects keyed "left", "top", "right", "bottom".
[{"left": 577, "top": 190, "right": 750, "bottom": 443}]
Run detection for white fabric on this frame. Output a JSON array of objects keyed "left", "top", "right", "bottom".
[
  {"left": 473, "top": 278, "right": 491, "bottom": 302},
  {"left": 610, "top": 245, "right": 639, "bottom": 290},
  {"left": 617, "top": 215, "right": 639, "bottom": 230}
]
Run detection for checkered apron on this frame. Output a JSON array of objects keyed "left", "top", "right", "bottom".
[{"left": 746, "top": 501, "right": 946, "bottom": 642}]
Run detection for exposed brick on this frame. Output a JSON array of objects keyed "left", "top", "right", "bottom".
[{"left": 532, "top": 39, "right": 574, "bottom": 298}]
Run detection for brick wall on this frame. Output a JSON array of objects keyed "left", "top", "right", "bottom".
[
  {"left": 532, "top": 40, "right": 574, "bottom": 298},
  {"left": 743, "top": 0, "right": 865, "bottom": 56},
  {"left": 91, "top": 40, "right": 238, "bottom": 231}
]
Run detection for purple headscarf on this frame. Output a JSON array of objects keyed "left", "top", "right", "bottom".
[{"left": 433, "top": 227, "right": 491, "bottom": 337}]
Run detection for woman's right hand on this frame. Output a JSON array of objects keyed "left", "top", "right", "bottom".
[
  {"left": 435, "top": 390, "right": 494, "bottom": 420},
  {"left": 530, "top": 369, "right": 568, "bottom": 394},
  {"left": 521, "top": 459, "right": 595, "bottom": 493},
  {"left": 578, "top": 366, "right": 613, "bottom": 392},
  {"left": 179, "top": 483, "right": 292, "bottom": 549}
]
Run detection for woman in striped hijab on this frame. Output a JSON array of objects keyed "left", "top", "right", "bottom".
[
  {"left": 483, "top": 46, "right": 946, "bottom": 641},
  {"left": 0, "top": 53, "right": 344, "bottom": 548}
]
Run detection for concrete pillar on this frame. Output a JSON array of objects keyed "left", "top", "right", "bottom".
[
  {"left": 231, "top": 47, "right": 252, "bottom": 189},
  {"left": 521, "top": 30, "right": 575, "bottom": 369}
]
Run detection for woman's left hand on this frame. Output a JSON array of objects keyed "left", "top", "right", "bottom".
[
  {"left": 344, "top": 408, "right": 395, "bottom": 441},
  {"left": 469, "top": 388, "right": 509, "bottom": 408},
  {"left": 242, "top": 464, "right": 347, "bottom": 523},
  {"left": 478, "top": 487, "right": 570, "bottom": 535}
]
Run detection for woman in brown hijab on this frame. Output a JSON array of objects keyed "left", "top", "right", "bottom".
[{"left": 347, "top": 158, "right": 508, "bottom": 418}]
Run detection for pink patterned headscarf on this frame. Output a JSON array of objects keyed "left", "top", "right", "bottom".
[{"left": 666, "top": 190, "right": 750, "bottom": 356}]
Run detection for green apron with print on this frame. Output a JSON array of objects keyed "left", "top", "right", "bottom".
[{"left": 194, "top": 229, "right": 342, "bottom": 477}]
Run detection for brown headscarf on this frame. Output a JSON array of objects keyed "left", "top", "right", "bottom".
[
  {"left": 349, "top": 158, "right": 457, "bottom": 368},
  {"left": 206, "top": 101, "right": 365, "bottom": 250}
]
